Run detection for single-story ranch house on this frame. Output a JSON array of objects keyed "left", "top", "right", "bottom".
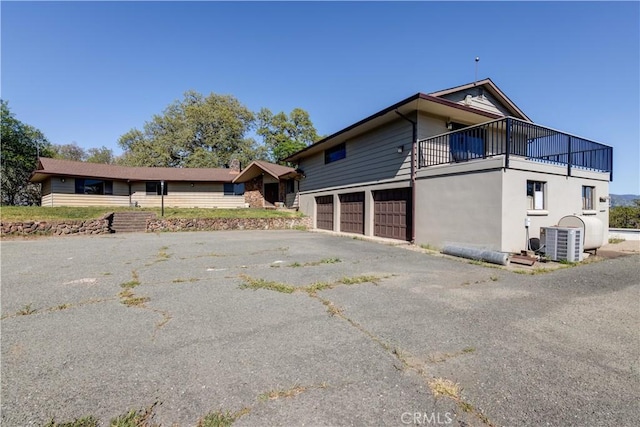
[
  {"left": 285, "top": 78, "right": 613, "bottom": 253},
  {"left": 30, "top": 157, "right": 301, "bottom": 209}
]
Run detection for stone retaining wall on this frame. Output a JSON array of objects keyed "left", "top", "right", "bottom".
[
  {"left": 1, "top": 215, "right": 311, "bottom": 237},
  {"left": 1, "top": 214, "right": 113, "bottom": 237},
  {"left": 147, "top": 216, "right": 311, "bottom": 232}
]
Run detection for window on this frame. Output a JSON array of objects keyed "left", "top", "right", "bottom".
[
  {"left": 285, "top": 179, "right": 295, "bottom": 194},
  {"left": 449, "top": 122, "right": 485, "bottom": 162},
  {"left": 582, "top": 186, "right": 595, "bottom": 210},
  {"left": 325, "top": 143, "right": 346, "bottom": 164},
  {"left": 527, "top": 180, "right": 545, "bottom": 210},
  {"left": 224, "top": 183, "right": 244, "bottom": 196},
  {"left": 75, "top": 179, "right": 113, "bottom": 195},
  {"left": 146, "top": 181, "right": 167, "bottom": 195}
]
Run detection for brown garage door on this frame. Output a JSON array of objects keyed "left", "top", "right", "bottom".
[
  {"left": 316, "top": 196, "right": 334, "bottom": 230},
  {"left": 340, "top": 192, "right": 364, "bottom": 235},
  {"left": 374, "top": 188, "right": 411, "bottom": 241}
]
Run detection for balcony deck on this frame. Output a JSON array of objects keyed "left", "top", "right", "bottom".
[{"left": 418, "top": 117, "right": 613, "bottom": 180}]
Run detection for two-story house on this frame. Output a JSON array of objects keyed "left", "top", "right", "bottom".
[{"left": 286, "top": 79, "right": 613, "bottom": 253}]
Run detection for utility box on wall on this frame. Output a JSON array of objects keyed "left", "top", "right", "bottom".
[{"left": 540, "top": 227, "right": 584, "bottom": 262}]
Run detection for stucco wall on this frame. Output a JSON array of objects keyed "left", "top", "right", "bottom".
[
  {"left": 414, "top": 169, "right": 503, "bottom": 250},
  {"left": 500, "top": 163, "right": 610, "bottom": 253}
]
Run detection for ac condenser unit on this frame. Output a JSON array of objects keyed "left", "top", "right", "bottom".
[{"left": 540, "top": 227, "right": 584, "bottom": 262}]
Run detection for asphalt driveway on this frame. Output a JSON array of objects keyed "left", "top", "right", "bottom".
[{"left": 1, "top": 231, "right": 638, "bottom": 426}]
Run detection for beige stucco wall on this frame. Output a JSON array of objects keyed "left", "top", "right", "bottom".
[
  {"left": 500, "top": 162, "right": 610, "bottom": 253},
  {"left": 414, "top": 168, "right": 503, "bottom": 250}
]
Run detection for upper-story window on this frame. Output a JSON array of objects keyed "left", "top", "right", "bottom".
[
  {"left": 75, "top": 179, "right": 113, "bottom": 195},
  {"left": 325, "top": 143, "right": 346, "bottom": 164},
  {"left": 449, "top": 122, "right": 485, "bottom": 162}
]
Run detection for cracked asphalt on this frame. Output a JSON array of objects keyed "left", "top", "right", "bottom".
[{"left": 1, "top": 230, "right": 639, "bottom": 426}]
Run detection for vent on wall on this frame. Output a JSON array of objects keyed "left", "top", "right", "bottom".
[{"left": 540, "top": 227, "right": 584, "bottom": 262}]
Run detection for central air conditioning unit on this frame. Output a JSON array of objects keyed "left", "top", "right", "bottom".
[{"left": 540, "top": 227, "right": 584, "bottom": 262}]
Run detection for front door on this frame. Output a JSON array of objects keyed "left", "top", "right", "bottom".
[{"left": 264, "top": 183, "right": 279, "bottom": 205}]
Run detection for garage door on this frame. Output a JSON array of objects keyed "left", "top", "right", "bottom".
[
  {"left": 316, "top": 196, "right": 334, "bottom": 230},
  {"left": 340, "top": 192, "right": 364, "bottom": 235},
  {"left": 374, "top": 188, "right": 411, "bottom": 241}
]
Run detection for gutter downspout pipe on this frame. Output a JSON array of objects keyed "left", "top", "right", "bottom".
[{"left": 395, "top": 110, "right": 417, "bottom": 243}]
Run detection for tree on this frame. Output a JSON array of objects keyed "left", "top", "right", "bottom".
[
  {"left": 118, "top": 91, "right": 257, "bottom": 168},
  {"left": 257, "top": 107, "right": 320, "bottom": 165},
  {"left": 86, "top": 146, "right": 115, "bottom": 164},
  {"left": 51, "top": 143, "right": 86, "bottom": 161},
  {"left": 1, "top": 100, "right": 53, "bottom": 205},
  {"left": 609, "top": 200, "right": 640, "bottom": 228}
]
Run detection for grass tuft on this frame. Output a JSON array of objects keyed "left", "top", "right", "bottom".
[
  {"left": 18, "top": 303, "right": 36, "bottom": 316},
  {"left": 339, "top": 275, "right": 380, "bottom": 285},
  {"left": 608, "top": 237, "right": 625, "bottom": 244},
  {"left": 428, "top": 378, "right": 461, "bottom": 399},
  {"left": 44, "top": 416, "right": 99, "bottom": 427},
  {"left": 303, "top": 282, "right": 333, "bottom": 295},
  {"left": 258, "top": 385, "right": 307, "bottom": 401},
  {"left": 197, "top": 408, "right": 250, "bottom": 427},
  {"left": 238, "top": 275, "right": 295, "bottom": 294},
  {"left": 110, "top": 401, "right": 160, "bottom": 427},
  {"left": 172, "top": 278, "right": 200, "bottom": 283},
  {"left": 118, "top": 289, "right": 149, "bottom": 307}
]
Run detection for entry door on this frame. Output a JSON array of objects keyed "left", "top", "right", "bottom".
[{"left": 264, "top": 183, "right": 279, "bottom": 204}]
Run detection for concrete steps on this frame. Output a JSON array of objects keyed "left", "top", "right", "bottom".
[{"left": 111, "top": 211, "right": 156, "bottom": 233}]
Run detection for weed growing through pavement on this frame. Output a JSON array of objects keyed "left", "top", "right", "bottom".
[
  {"left": 17, "top": 303, "right": 36, "bottom": 316},
  {"left": 339, "top": 275, "right": 381, "bottom": 285},
  {"left": 156, "top": 247, "right": 170, "bottom": 261},
  {"left": 118, "top": 289, "right": 150, "bottom": 307},
  {"left": 288, "top": 257, "right": 342, "bottom": 268},
  {"left": 109, "top": 401, "right": 160, "bottom": 427},
  {"left": 172, "top": 278, "right": 200, "bottom": 283},
  {"left": 120, "top": 271, "right": 141, "bottom": 289},
  {"left": 238, "top": 275, "right": 295, "bottom": 294},
  {"left": 608, "top": 237, "right": 625, "bottom": 244},
  {"left": 196, "top": 408, "right": 250, "bottom": 427},
  {"left": 258, "top": 384, "right": 307, "bottom": 401},
  {"left": 44, "top": 415, "right": 99, "bottom": 427}
]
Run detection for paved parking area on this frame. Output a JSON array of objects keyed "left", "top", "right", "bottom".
[{"left": 1, "top": 231, "right": 639, "bottom": 426}]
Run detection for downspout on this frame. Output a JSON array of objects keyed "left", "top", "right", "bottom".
[{"left": 395, "top": 110, "right": 417, "bottom": 243}]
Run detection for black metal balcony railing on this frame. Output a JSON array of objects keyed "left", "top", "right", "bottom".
[{"left": 418, "top": 117, "right": 613, "bottom": 180}]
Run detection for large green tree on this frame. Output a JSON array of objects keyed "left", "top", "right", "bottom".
[
  {"left": 51, "top": 142, "right": 86, "bottom": 161},
  {"left": 1, "top": 100, "right": 53, "bottom": 205},
  {"left": 85, "top": 146, "right": 115, "bottom": 164},
  {"left": 118, "top": 91, "right": 259, "bottom": 168},
  {"left": 257, "top": 107, "right": 320, "bottom": 164}
]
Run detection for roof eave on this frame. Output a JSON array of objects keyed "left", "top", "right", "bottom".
[{"left": 286, "top": 93, "right": 503, "bottom": 162}]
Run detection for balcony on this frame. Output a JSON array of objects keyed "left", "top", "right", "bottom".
[{"left": 418, "top": 117, "right": 613, "bottom": 180}]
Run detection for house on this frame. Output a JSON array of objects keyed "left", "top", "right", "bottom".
[
  {"left": 285, "top": 79, "right": 613, "bottom": 253},
  {"left": 232, "top": 160, "right": 302, "bottom": 208},
  {"left": 29, "top": 157, "right": 244, "bottom": 209}
]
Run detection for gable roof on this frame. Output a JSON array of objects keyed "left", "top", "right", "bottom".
[
  {"left": 286, "top": 78, "right": 529, "bottom": 163},
  {"left": 232, "top": 160, "right": 298, "bottom": 183},
  {"left": 30, "top": 157, "right": 239, "bottom": 183},
  {"left": 428, "top": 78, "right": 530, "bottom": 121}
]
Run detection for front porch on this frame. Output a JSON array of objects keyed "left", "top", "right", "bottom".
[{"left": 418, "top": 117, "right": 613, "bottom": 179}]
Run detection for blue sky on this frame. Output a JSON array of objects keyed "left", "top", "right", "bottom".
[{"left": 2, "top": 1, "right": 638, "bottom": 194}]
